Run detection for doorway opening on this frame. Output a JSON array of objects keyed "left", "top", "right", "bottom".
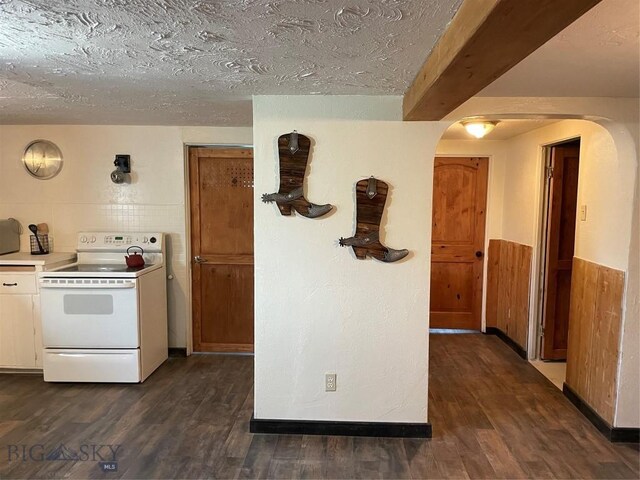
[
  {"left": 431, "top": 115, "right": 636, "bottom": 436},
  {"left": 187, "top": 146, "right": 255, "bottom": 353},
  {"left": 531, "top": 138, "right": 580, "bottom": 388}
]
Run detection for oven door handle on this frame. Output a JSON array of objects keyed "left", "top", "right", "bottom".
[
  {"left": 39, "top": 282, "right": 136, "bottom": 289},
  {"left": 54, "top": 352, "right": 128, "bottom": 357}
]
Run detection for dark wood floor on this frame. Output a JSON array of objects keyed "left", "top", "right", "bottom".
[{"left": 0, "top": 334, "right": 637, "bottom": 479}]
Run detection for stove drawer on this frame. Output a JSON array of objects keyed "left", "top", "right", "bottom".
[{"left": 43, "top": 349, "right": 141, "bottom": 382}]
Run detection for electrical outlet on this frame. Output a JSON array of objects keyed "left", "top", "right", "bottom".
[{"left": 325, "top": 373, "right": 336, "bottom": 392}]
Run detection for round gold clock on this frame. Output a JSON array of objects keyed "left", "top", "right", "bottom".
[{"left": 22, "top": 140, "right": 64, "bottom": 180}]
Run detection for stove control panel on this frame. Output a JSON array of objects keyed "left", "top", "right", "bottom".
[{"left": 77, "top": 232, "right": 164, "bottom": 251}]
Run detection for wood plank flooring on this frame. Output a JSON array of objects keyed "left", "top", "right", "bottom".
[{"left": 0, "top": 334, "right": 637, "bottom": 479}]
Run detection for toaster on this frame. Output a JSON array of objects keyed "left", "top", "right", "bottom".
[{"left": 0, "top": 219, "right": 21, "bottom": 255}]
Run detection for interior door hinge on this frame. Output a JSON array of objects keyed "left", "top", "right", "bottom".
[
  {"left": 539, "top": 325, "right": 545, "bottom": 336},
  {"left": 546, "top": 166, "right": 554, "bottom": 179}
]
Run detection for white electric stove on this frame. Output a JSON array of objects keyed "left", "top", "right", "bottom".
[{"left": 39, "top": 232, "right": 168, "bottom": 383}]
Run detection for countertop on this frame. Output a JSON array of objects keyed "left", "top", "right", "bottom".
[{"left": 0, "top": 252, "right": 76, "bottom": 268}]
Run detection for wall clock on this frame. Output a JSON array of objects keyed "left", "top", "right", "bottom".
[{"left": 22, "top": 140, "right": 64, "bottom": 179}]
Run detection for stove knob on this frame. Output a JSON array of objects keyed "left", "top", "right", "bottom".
[
  {"left": 90, "top": 236, "right": 96, "bottom": 243},
  {"left": 150, "top": 237, "right": 157, "bottom": 244},
  {"left": 80, "top": 235, "right": 88, "bottom": 243},
  {"left": 143, "top": 236, "right": 149, "bottom": 243}
]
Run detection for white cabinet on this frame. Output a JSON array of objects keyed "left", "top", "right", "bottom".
[
  {"left": 0, "top": 289, "right": 37, "bottom": 368},
  {"left": 0, "top": 253, "right": 76, "bottom": 370},
  {"left": 0, "top": 270, "right": 40, "bottom": 369}
]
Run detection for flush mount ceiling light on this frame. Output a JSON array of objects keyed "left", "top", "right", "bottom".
[{"left": 462, "top": 120, "right": 499, "bottom": 139}]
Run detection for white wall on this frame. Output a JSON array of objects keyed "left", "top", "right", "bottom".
[
  {"left": 501, "top": 120, "right": 635, "bottom": 271},
  {"left": 435, "top": 140, "right": 506, "bottom": 330},
  {"left": 0, "top": 125, "right": 253, "bottom": 347},
  {"left": 253, "top": 95, "right": 447, "bottom": 423}
]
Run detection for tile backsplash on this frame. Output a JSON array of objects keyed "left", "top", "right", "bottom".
[
  {"left": 0, "top": 124, "right": 253, "bottom": 348},
  {"left": 1, "top": 201, "right": 188, "bottom": 347},
  {"left": 2, "top": 202, "right": 184, "bottom": 255}
]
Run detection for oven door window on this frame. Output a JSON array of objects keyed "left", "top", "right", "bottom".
[{"left": 64, "top": 295, "right": 114, "bottom": 315}]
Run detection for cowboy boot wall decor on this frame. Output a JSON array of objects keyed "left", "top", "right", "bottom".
[
  {"left": 262, "top": 131, "right": 333, "bottom": 218},
  {"left": 339, "top": 176, "right": 409, "bottom": 263}
]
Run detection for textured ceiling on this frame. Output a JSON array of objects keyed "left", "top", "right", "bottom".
[
  {"left": 0, "top": 0, "right": 462, "bottom": 125},
  {"left": 479, "top": 0, "right": 639, "bottom": 97}
]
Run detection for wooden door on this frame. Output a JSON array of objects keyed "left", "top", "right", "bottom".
[
  {"left": 189, "top": 147, "right": 254, "bottom": 352},
  {"left": 541, "top": 142, "right": 580, "bottom": 360},
  {"left": 430, "top": 157, "right": 488, "bottom": 330}
]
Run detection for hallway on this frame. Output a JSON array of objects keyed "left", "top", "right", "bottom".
[{"left": 0, "top": 334, "right": 637, "bottom": 479}]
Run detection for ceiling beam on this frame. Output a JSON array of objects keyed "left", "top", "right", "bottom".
[{"left": 403, "top": 0, "right": 604, "bottom": 121}]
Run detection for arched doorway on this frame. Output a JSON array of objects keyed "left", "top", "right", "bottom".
[{"left": 429, "top": 110, "right": 638, "bottom": 435}]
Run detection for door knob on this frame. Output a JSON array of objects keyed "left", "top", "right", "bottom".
[
  {"left": 475, "top": 251, "right": 483, "bottom": 258},
  {"left": 194, "top": 255, "right": 206, "bottom": 264}
]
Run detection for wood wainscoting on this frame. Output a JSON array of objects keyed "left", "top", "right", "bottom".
[
  {"left": 486, "top": 239, "right": 533, "bottom": 352},
  {"left": 565, "top": 257, "right": 624, "bottom": 425}
]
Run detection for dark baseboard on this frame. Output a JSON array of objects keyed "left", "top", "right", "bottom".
[
  {"left": 168, "top": 348, "right": 187, "bottom": 357},
  {"left": 484, "top": 327, "right": 527, "bottom": 360},
  {"left": 563, "top": 383, "right": 640, "bottom": 443},
  {"left": 250, "top": 414, "right": 431, "bottom": 438},
  {"left": 611, "top": 428, "right": 640, "bottom": 443},
  {"left": 563, "top": 383, "right": 612, "bottom": 438}
]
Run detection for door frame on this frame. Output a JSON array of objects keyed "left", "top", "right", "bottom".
[
  {"left": 529, "top": 136, "right": 581, "bottom": 360},
  {"left": 431, "top": 154, "right": 493, "bottom": 332},
  {"left": 183, "top": 143, "right": 253, "bottom": 356}
]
